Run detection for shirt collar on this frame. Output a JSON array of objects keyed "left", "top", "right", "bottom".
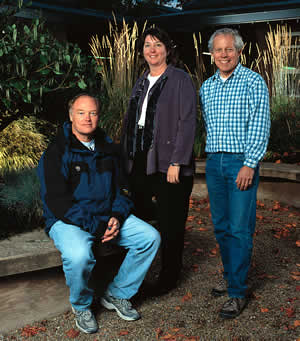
[{"left": 213, "top": 62, "right": 242, "bottom": 82}]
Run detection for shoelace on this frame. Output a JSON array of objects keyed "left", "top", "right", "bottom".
[
  {"left": 76, "top": 310, "right": 92, "bottom": 320},
  {"left": 119, "top": 298, "right": 132, "bottom": 309}
]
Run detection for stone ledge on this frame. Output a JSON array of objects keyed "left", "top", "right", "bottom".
[
  {"left": 195, "top": 161, "right": 300, "bottom": 182},
  {"left": 0, "top": 229, "right": 123, "bottom": 278}
]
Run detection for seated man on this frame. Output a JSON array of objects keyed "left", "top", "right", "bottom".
[{"left": 37, "top": 93, "right": 161, "bottom": 334}]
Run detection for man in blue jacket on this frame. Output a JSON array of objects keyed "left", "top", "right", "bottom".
[{"left": 37, "top": 93, "right": 161, "bottom": 334}]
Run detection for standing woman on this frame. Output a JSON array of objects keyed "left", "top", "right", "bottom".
[{"left": 121, "top": 27, "right": 197, "bottom": 295}]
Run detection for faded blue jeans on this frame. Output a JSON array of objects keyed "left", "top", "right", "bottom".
[
  {"left": 49, "top": 214, "right": 161, "bottom": 311},
  {"left": 205, "top": 153, "right": 259, "bottom": 298}
]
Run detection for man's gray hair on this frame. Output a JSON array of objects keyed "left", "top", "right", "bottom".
[
  {"left": 68, "top": 93, "right": 100, "bottom": 115},
  {"left": 208, "top": 28, "right": 244, "bottom": 52}
]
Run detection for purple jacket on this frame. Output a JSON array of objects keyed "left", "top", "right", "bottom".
[{"left": 122, "top": 65, "right": 197, "bottom": 176}]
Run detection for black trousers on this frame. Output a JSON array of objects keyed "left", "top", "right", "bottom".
[{"left": 129, "top": 151, "right": 193, "bottom": 283}]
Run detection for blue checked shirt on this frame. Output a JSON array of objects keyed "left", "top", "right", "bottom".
[{"left": 199, "top": 63, "right": 270, "bottom": 168}]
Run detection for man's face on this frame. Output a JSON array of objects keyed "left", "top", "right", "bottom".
[
  {"left": 69, "top": 96, "right": 99, "bottom": 142},
  {"left": 211, "top": 34, "right": 241, "bottom": 78}
]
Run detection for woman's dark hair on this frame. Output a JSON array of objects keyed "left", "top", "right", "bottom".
[{"left": 137, "top": 27, "right": 177, "bottom": 66}]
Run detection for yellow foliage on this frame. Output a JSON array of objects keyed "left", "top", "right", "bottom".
[{"left": 0, "top": 116, "right": 47, "bottom": 175}]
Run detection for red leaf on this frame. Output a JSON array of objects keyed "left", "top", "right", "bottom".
[
  {"left": 21, "top": 325, "right": 46, "bottom": 337},
  {"left": 286, "top": 307, "right": 295, "bottom": 318},
  {"left": 260, "top": 308, "right": 269, "bottom": 313},
  {"left": 66, "top": 328, "right": 80, "bottom": 338},
  {"left": 156, "top": 328, "right": 163, "bottom": 339},
  {"left": 294, "top": 320, "right": 300, "bottom": 327},
  {"left": 119, "top": 330, "right": 129, "bottom": 336},
  {"left": 181, "top": 291, "right": 192, "bottom": 302},
  {"left": 296, "top": 240, "right": 300, "bottom": 247}
]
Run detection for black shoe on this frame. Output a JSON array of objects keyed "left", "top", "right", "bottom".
[
  {"left": 219, "top": 297, "right": 247, "bottom": 319},
  {"left": 142, "top": 280, "right": 177, "bottom": 297},
  {"left": 212, "top": 277, "right": 228, "bottom": 297}
]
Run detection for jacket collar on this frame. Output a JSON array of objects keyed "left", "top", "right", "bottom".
[{"left": 57, "top": 121, "right": 118, "bottom": 155}]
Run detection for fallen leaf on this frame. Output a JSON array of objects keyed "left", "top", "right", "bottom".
[
  {"left": 198, "top": 227, "right": 208, "bottom": 231},
  {"left": 187, "top": 215, "right": 195, "bottom": 222},
  {"left": 160, "top": 333, "right": 176, "bottom": 340},
  {"left": 156, "top": 328, "right": 163, "bottom": 339},
  {"left": 286, "top": 307, "right": 295, "bottom": 318},
  {"left": 66, "top": 328, "right": 80, "bottom": 338},
  {"left": 261, "top": 308, "right": 269, "bottom": 313},
  {"left": 296, "top": 240, "right": 300, "bottom": 247},
  {"left": 21, "top": 325, "right": 46, "bottom": 337},
  {"left": 291, "top": 271, "right": 300, "bottom": 276},
  {"left": 291, "top": 275, "right": 300, "bottom": 281},
  {"left": 294, "top": 320, "right": 300, "bottom": 327},
  {"left": 182, "top": 291, "right": 192, "bottom": 302},
  {"left": 174, "top": 306, "right": 181, "bottom": 311}
]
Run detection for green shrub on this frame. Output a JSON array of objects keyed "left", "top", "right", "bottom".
[
  {"left": 267, "top": 96, "right": 300, "bottom": 160},
  {"left": 0, "top": 2, "right": 100, "bottom": 132},
  {"left": 0, "top": 167, "right": 43, "bottom": 239}
]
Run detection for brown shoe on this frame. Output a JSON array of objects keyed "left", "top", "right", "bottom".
[
  {"left": 212, "top": 277, "right": 228, "bottom": 297},
  {"left": 219, "top": 297, "right": 247, "bottom": 319}
]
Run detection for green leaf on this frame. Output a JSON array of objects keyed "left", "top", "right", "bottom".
[
  {"left": 64, "top": 54, "right": 71, "bottom": 64},
  {"left": 53, "top": 70, "right": 63, "bottom": 75},
  {"left": 39, "top": 69, "right": 51, "bottom": 75},
  {"left": 78, "top": 79, "right": 87, "bottom": 89},
  {"left": 40, "top": 54, "right": 48, "bottom": 65},
  {"left": 11, "top": 82, "right": 25, "bottom": 90},
  {"left": 0, "top": 49, "right": 3, "bottom": 57},
  {"left": 24, "top": 25, "right": 30, "bottom": 35}
]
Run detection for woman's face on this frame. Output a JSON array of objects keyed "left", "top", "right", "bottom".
[{"left": 143, "top": 35, "right": 168, "bottom": 69}]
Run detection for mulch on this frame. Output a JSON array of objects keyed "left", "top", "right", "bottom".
[{"left": 1, "top": 197, "right": 300, "bottom": 341}]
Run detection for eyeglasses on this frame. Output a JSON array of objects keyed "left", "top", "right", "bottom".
[{"left": 213, "top": 48, "right": 236, "bottom": 55}]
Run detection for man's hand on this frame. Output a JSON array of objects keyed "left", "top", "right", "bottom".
[
  {"left": 101, "top": 217, "right": 120, "bottom": 243},
  {"left": 167, "top": 164, "right": 180, "bottom": 184},
  {"left": 235, "top": 166, "right": 255, "bottom": 191}
]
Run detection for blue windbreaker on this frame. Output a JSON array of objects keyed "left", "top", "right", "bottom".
[{"left": 37, "top": 122, "right": 133, "bottom": 236}]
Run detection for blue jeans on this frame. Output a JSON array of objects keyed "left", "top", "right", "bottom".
[
  {"left": 49, "top": 214, "right": 161, "bottom": 311},
  {"left": 205, "top": 153, "right": 259, "bottom": 298}
]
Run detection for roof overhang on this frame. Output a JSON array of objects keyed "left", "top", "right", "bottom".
[{"left": 147, "top": 0, "right": 300, "bottom": 31}]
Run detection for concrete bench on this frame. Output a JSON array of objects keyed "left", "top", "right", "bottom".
[
  {"left": 195, "top": 161, "right": 300, "bottom": 182},
  {"left": 193, "top": 160, "right": 300, "bottom": 208},
  {"left": 0, "top": 229, "right": 123, "bottom": 278}
]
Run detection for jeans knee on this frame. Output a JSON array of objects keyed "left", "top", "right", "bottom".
[
  {"left": 147, "top": 228, "right": 161, "bottom": 250},
  {"left": 64, "top": 246, "right": 94, "bottom": 270}
]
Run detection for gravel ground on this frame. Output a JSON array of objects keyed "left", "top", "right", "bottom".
[{"left": 1, "top": 198, "right": 300, "bottom": 341}]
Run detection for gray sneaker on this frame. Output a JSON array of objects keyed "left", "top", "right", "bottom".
[
  {"left": 219, "top": 297, "right": 247, "bottom": 319},
  {"left": 71, "top": 306, "right": 98, "bottom": 334},
  {"left": 100, "top": 292, "right": 140, "bottom": 321},
  {"left": 212, "top": 277, "right": 228, "bottom": 297}
]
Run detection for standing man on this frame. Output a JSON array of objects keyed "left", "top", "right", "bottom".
[
  {"left": 37, "top": 93, "right": 160, "bottom": 334},
  {"left": 200, "top": 28, "right": 270, "bottom": 319}
]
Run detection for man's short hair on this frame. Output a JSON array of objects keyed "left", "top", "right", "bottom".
[
  {"left": 68, "top": 93, "right": 100, "bottom": 115},
  {"left": 208, "top": 28, "right": 244, "bottom": 52}
]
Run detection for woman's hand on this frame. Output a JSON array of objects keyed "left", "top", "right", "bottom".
[
  {"left": 101, "top": 217, "right": 120, "bottom": 243},
  {"left": 167, "top": 164, "right": 180, "bottom": 184}
]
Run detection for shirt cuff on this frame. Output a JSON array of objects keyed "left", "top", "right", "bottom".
[{"left": 243, "top": 159, "right": 258, "bottom": 169}]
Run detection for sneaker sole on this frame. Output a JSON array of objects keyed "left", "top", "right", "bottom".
[
  {"left": 219, "top": 302, "right": 247, "bottom": 319},
  {"left": 211, "top": 289, "right": 227, "bottom": 297},
  {"left": 100, "top": 298, "right": 140, "bottom": 321},
  {"left": 71, "top": 306, "right": 98, "bottom": 334}
]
